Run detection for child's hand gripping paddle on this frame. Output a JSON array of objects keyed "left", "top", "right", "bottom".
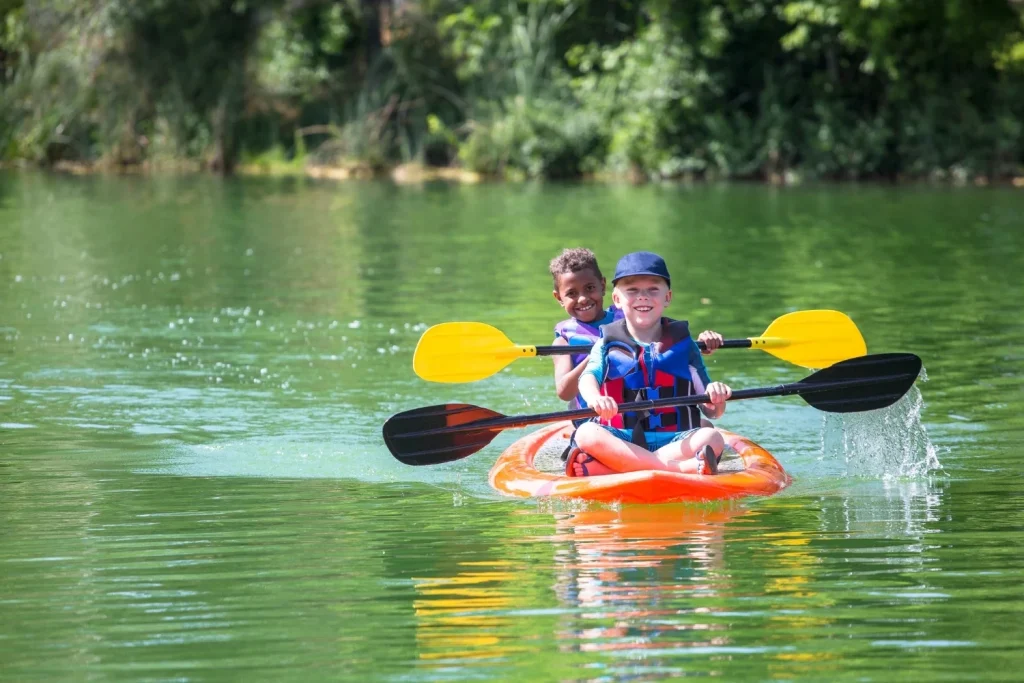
[
  {"left": 384, "top": 353, "right": 922, "bottom": 466},
  {"left": 413, "top": 310, "right": 866, "bottom": 383}
]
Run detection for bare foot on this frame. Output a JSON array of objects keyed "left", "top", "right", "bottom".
[{"left": 568, "top": 451, "right": 617, "bottom": 477}]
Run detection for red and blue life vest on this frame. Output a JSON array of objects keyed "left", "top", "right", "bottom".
[{"left": 597, "top": 318, "right": 705, "bottom": 446}]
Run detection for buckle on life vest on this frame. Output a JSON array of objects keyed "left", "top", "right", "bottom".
[
  {"left": 624, "top": 386, "right": 680, "bottom": 431},
  {"left": 645, "top": 412, "right": 678, "bottom": 430}
]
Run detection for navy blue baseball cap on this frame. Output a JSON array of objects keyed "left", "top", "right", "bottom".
[{"left": 612, "top": 251, "right": 671, "bottom": 287}]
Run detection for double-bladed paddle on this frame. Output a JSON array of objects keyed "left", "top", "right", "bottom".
[
  {"left": 413, "top": 310, "right": 866, "bottom": 383},
  {"left": 384, "top": 353, "right": 922, "bottom": 466}
]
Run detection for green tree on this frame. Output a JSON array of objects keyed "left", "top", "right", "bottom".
[{"left": 114, "top": 0, "right": 283, "bottom": 174}]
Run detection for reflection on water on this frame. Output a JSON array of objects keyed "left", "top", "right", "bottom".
[
  {"left": 816, "top": 478, "right": 946, "bottom": 540},
  {"left": 414, "top": 563, "right": 527, "bottom": 663},
  {"left": 551, "top": 505, "right": 737, "bottom": 601},
  {"left": 551, "top": 505, "right": 741, "bottom": 659},
  {"left": 1, "top": 172, "right": 1022, "bottom": 680},
  {"left": 406, "top": 479, "right": 962, "bottom": 680}
]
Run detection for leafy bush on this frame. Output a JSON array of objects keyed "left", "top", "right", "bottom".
[{"left": 1, "top": 0, "right": 1022, "bottom": 180}]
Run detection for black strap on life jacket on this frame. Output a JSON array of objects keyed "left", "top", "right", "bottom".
[{"left": 600, "top": 318, "right": 691, "bottom": 353}]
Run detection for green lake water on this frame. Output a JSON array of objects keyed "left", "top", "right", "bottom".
[{"left": 1, "top": 170, "right": 1022, "bottom": 681}]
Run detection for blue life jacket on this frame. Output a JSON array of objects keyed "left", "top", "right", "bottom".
[{"left": 598, "top": 317, "right": 705, "bottom": 448}]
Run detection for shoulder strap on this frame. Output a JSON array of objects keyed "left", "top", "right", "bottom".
[
  {"left": 601, "top": 318, "right": 639, "bottom": 350},
  {"left": 660, "top": 318, "right": 691, "bottom": 346},
  {"left": 553, "top": 317, "right": 576, "bottom": 340},
  {"left": 604, "top": 318, "right": 691, "bottom": 346}
]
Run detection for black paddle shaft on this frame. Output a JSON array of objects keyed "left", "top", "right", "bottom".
[
  {"left": 383, "top": 353, "right": 921, "bottom": 465},
  {"left": 533, "top": 339, "right": 750, "bottom": 356},
  {"left": 393, "top": 371, "right": 914, "bottom": 440}
]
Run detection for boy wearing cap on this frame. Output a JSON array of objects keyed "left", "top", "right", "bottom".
[{"left": 567, "top": 251, "right": 732, "bottom": 477}]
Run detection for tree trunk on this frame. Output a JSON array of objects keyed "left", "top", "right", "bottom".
[
  {"left": 210, "top": 60, "right": 245, "bottom": 176},
  {"left": 361, "top": 0, "right": 392, "bottom": 68}
]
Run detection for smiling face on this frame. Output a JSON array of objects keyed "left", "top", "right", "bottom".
[
  {"left": 553, "top": 268, "right": 606, "bottom": 323},
  {"left": 612, "top": 275, "right": 671, "bottom": 329}
]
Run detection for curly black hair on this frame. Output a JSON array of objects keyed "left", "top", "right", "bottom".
[{"left": 548, "top": 248, "right": 603, "bottom": 286}]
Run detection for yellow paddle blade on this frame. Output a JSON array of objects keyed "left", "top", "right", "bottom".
[
  {"left": 413, "top": 322, "right": 537, "bottom": 383},
  {"left": 751, "top": 310, "right": 867, "bottom": 369}
]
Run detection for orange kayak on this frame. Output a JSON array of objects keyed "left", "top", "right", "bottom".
[{"left": 488, "top": 421, "right": 791, "bottom": 504}]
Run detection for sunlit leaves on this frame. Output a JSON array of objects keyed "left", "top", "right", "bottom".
[{"left": 1, "top": 0, "right": 1023, "bottom": 180}]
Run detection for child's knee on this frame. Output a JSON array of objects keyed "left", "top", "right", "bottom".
[
  {"left": 574, "top": 423, "right": 604, "bottom": 450},
  {"left": 693, "top": 427, "right": 724, "bottom": 453}
]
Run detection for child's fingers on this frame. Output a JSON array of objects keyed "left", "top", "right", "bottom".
[
  {"left": 698, "top": 330, "right": 723, "bottom": 354},
  {"left": 593, "top": 397, "right": 618, "bottom": 419},
  {"left": 706, "top": 382, "right": 731, "bottom": 404}
]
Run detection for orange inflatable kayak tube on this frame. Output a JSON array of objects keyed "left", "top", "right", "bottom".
[{"left": 488, "top": 421, "right": 791, "bottom": 504}]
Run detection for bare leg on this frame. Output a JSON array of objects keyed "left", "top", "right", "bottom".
[
  {"left": 653, "top": 427, "right": 725, "bottom": 470},
  {"left": 574, "top": 423, "right": 697, "bottom": 475}
]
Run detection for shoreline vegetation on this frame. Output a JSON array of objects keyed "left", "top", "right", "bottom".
[
  {"left": 3, "top": 1, "right": 1024, "bottom": 186},
  {"left": 0, "top": 158, "right": 486, "bottom": 185},
  {"left": 5, "top": 158, "right": 1024, "bottom": 188}
]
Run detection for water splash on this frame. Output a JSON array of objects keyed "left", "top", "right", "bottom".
[{"left": 819, "top": 375, "right": 942, "bottom": 480}]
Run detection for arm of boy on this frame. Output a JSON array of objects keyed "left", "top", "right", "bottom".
[
  {"left": 687, "top": 338, "right": 730, "bottom": 418},
  {"left": 551, "top": 337, "right": 592, "bottom": 402},
  {"left": 578, "top": 339, "right": 618, "bottom": 419},
  {"left": 697, "top": 329, "right": 724, "bottom": 355},
  {"left": 700, "top": 382, "right": 732, "bottom": 419},
  {"left": 579, "top": 374, "right": 618, "bottom": 420}
]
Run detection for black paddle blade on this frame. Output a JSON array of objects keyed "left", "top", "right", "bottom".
[
  {"left": 796, "top": 353, "right": 922, "bottom": 413},
  {"left": 382, "top": 403, "right": 504, "bottom": 466}
]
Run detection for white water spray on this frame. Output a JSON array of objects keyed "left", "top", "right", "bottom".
[{"left": 819, "top": 368, "right": 942, "bottom": 479}]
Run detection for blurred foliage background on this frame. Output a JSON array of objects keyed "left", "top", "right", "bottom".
[{"left": 2, "top": 0, "right": 1023, "bottom": 181}]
